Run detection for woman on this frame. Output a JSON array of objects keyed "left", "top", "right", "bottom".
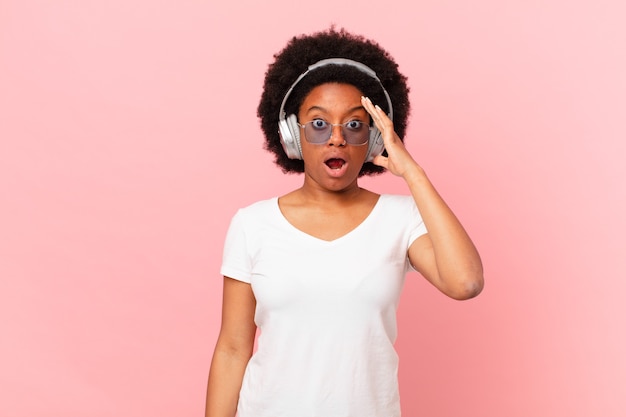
[{"left": 206, "top": 28, "right": 483, "bottom": 417}]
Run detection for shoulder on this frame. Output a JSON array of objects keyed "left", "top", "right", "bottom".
[
  {"left": 227, "top": 197, "right": 281, "bottom": 233},
  {"left": 378, "top": 194, "right": 417, "bottom": 210},
  {"left": 375, "top": 194, "right": 424, "bottom": 225},
  {"left": 234, "top": 197, "right": 279, "bottom": 218}
]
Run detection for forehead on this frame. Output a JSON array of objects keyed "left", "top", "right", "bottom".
[{"left": 299, "top": 83, "right": 365, "bottom": 113}]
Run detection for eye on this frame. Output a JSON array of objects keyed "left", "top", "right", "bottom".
[
  {"left": 345, "top": 120, "right": 366, "bottom": 131},
  {"left": 310, "top": 119, "right": 329, "bottom": 130}
]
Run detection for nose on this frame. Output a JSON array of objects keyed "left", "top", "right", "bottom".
[{"left": 328, "top": 125, "right": 346, "bottom": 146}]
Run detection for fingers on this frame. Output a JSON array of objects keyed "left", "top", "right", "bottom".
[
  {"left": 362, "top": 96, "right": 417, "bottom": 176},
  {"left": 361, "top": 96, "right": 391, "bottom": 169},
  {"left": 361, "top": 96, "right": 381, "bottom": 126},
  {"left": 372, "top": 153, "right": 388, "bottom": 168},
  {"left": 361, "top": 96, "right": 392, "bottom": 131}
]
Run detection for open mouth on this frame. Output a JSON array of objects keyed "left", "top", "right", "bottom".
[{"left": 325, "top": 158, "right": 346, "bottom": 170}]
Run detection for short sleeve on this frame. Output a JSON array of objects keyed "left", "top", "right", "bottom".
[
  {"left": 405, "top": 197, "right": 428, "bottom": 272},
  {"left": 407, "top": 197, "right": 428, "bottom": 246},
  {"left": 220, "top": 210, "right": 252, "bottom": 283}
]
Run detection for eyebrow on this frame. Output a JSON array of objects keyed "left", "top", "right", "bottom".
[{"left": 304, "top": 105, "right": 367, "bottom": 115}]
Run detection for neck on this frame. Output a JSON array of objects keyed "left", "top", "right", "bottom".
[{"left": 297, "top": 179, "right": 365, "bottom": 207}]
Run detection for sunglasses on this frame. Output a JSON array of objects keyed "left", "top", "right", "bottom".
[{"left": 298, "top": 119, "right": 371, "bottom": 145}]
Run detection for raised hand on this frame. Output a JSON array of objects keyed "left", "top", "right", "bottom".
[{"left": 361, "top": 96, "right": 419, "bottom": 178}]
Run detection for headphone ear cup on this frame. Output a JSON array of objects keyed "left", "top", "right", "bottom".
[
  {"left": 278, "top": 114, "right": 303, "bottom": 159},
  {"left": 365, "top": 126, "right": 385, "bottom": 162}
]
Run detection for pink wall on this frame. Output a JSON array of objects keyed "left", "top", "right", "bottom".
[{"left": 1, "top": 1, "right": 624, "bottom": 416}]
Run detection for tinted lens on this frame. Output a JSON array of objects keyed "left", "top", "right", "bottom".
[
  {"left": 304, "top": 119, "right": 331, "bottom": 144},
  {"left": 302, "top": 120, "right": 369, "bottom": 145},
  {"left": 342, "top": 120, "right": 369, "bottom": 145}
]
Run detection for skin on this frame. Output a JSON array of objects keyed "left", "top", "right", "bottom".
[{"left": 205, "top": 82, "right": 484, "bottom": 417}]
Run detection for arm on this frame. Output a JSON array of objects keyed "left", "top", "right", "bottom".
[
  {"left": 362, "top": 96, "right": 484, "bottom": 300},
  {"left": 205, "top": 277, "right": 257, "bottom": 417},
  {"left": 404, "top": 168, "right": 484, "bottom": 300}
]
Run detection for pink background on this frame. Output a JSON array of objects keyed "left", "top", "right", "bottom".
[{"left": 1, "top": 1, "right": 625, "bottom": 416}]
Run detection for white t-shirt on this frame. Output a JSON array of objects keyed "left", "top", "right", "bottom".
[{"left": 221, "top": 194, "right": 428, "bottom": 417}]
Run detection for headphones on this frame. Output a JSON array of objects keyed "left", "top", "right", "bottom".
[{"left": 278, "top": 58, "right": 394, "bottom": 162}]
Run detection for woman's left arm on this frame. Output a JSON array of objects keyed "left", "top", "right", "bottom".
[{"left": 362, "top": 96, "right": 484, "bottom": 300}]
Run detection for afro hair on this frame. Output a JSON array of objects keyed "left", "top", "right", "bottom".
[{"left": 258, "top": 27, "right": 410, "bottom": 176}]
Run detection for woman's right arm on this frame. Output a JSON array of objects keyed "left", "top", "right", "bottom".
[{"left": 205, "top": 277, "right": 257, "bottom": 417}]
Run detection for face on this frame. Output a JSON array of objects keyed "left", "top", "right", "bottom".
[{"left": 297, "top": 83, "right": 370, "bottom": 193}]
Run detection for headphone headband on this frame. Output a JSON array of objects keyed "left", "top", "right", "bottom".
[{"left": 278, "top": 58, "right": 393, "bottom": 122}]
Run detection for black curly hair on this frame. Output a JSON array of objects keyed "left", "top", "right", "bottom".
[{"left": 258, "top": 27, "right": 410, "bottom": 176}]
